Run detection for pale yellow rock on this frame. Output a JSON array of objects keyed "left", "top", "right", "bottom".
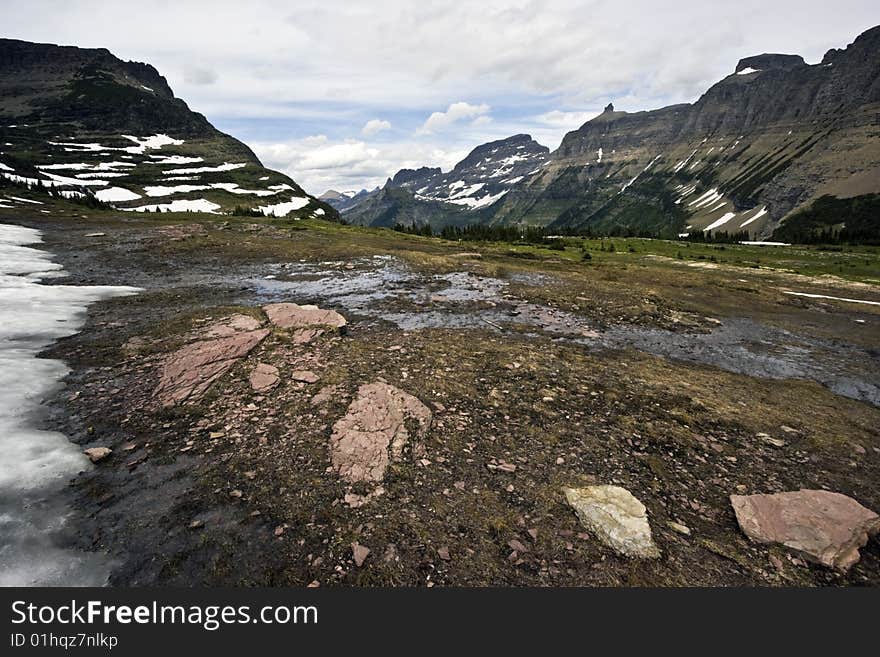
[{"left": 562, "top": 485, "right": 660, "bottom": 558}]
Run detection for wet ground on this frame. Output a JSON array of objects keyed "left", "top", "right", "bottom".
[
  {"left": 242, "top": 254, "right": 880, "bottom": 406},
  {"left": 6, "top": 217, "right": 879, "bottom": 587}
]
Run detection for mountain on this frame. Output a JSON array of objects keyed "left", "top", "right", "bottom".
[
  {"left": 0, "top": 38, "right": 336, "bottom": 219},
  {"left": 344, "top": 134, "right": 549, "bottom": 228},
  {"left": 318, "top": 188, "right": 374, "bottom": 212},
  {"left": 344, "top": 26, "right": 880, "bottom": 239}
]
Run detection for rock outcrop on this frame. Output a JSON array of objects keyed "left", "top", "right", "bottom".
[
  {"left": 154, "top": 315, "right": 269, "bottom": 406},
  {"left": 562, "top": 485, "right": 660, "bottom": 558},
  {"left": 263, "top": 303, "right": 347, "bottom": 331},
  {"left": 330, "top": 382, "right": 432, "bottom": 484},
  {"left": 730, "top": 489, "right": 880, "bottom": 571}
]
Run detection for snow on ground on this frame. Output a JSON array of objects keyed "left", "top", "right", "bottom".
[
  {"left": 737, "top": 67, "right": 761, "bottom": 75},
  {"left": 95, "top": 187, "right": 142, "bottom": 203},
  {"left": 143, "top": 182, "right": 288, "bottom": 198},
  {"left": 77, "top": 172, "right": 126, "bottom": 179},
  {"left": 0, "top": 223, "right": 140, "bottom": 586},
  {"left": 36, "top": 163, "right": 92, "bottom": 170},
  {"left": 164, "top": 162, "right": 246, "bottom": 175},
  {"left": 503, "top": 176, "right": 524, "bottom": 185},
  {"left": 739, "top": 206, "right": 768, "bottom": 227},
  {"left": 597, "top": 147, "right": 603, "bottom": 163},
  {"left": 121, "top": 134, "right": 183, "bottom": 151},
  {"left": 258, "top": 197, "right": 310, "bottom": 217},
  {"left": 148, "top": 154, "right": 204, "bottom": 165},
  {"left": 704, "top": 211, "right": 737, "bottom": 231},
  {"left": 783, "top": 291, "right": 880, "bottom": 306},
  {"left": 57, "top": 191, "right": 86, "bottom": 199},
  {"left": 42, "top": 172, "right": 108, "bottom": 186},
  {"left": 446, "top": 190, "right": 508, "bottom": 209},
  {"left": 0, "top": 163, "right": 13, "bottom": 171},
  {"left": 689, "top": 188, "right": 719, "bottom": 206},
  {"left": 123, "top": 199, "right": 221, "bottom": 214},
  {"left": 740, "top": 241, "right": 790, "bottom": 246},
  {"left": 144, "top": 184, "right": 209, "bottom": 197},
  {"left": 1, "top": 172, "right": 44, "bottom": 186}
]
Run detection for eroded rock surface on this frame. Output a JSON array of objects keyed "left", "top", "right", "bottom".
[
  {"left": 249, "top": 363, "right": 279, "bottom": 392},
  {"left": 330, "top": 382, "right": 432, "bottom": 484},
  {"left": 562, "top": 485, "right": 660, "bottom": 558},
  {"left": 730, "top": 489, "right": 880, "bottom": 571},
  {"left": 263, "top": 303, "right": 347, "bottom": 330},
  {"left": 154, "top": 315, "right": 269, "bottom": 406}
]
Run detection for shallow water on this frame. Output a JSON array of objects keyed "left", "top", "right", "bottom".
[
  {"left": 0, "top": 223, "right": 139, "bottom": 586},
  {"left": 243, "top": 255, "right": 879, "bottom": 406}
]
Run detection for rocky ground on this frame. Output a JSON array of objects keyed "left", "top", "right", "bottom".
[{"left": 18, "top": 214, "right": 880, "bottom": 586}]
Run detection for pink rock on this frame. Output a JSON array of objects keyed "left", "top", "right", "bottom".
[
  {"left": 730, "top": 489, "right": 880, "bottom": 571},
  {"left": 154, "top": 317, "right": 270, "bottom": 406},
  {"left": 352, "top": 542, "right": 371, "bottom": 567},
  {"left": 330, "top": 381, "right": 432, "bottom": 484},
  {"left": 290, "top": 370, "right": 319, "bottom": 384},
  {"left": 263, "top": 303, "right": 346, "bottom": 330},
  {"left": 249, "top": 363, "right": 279, "bottom": 392}
]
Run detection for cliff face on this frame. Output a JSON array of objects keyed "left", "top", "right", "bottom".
[{"left": 506, "top": 25, "right": 880, "bottom": 237}]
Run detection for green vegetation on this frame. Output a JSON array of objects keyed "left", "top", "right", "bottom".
[{"left": 772, "top": 194, "right": 880, "bottom": 245}]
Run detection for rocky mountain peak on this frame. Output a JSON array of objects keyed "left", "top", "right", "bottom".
[
  {"left": 389, "top": 167, "right": 442, "bottom": 188},
  {"left": 604, "top": 102, "right": 614, "bottom": 113},
  {"left": 735, "top": 53, "right": 806, "bottom": 74}
]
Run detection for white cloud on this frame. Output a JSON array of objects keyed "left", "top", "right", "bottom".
[
  {"left": 183, "top": 66, "right": 217, "bottom": 86},
  {"left": 361, "top": 119, "right": 391, "bottom": 136},
  {"left": 416, "top": 102, "right": 491, "bottom": 135},
  {"left": 536, "top": 110, "right": 601, "bottom": 130},
  {"left": 3, "top": 0, "right": 877, "bottom": 191},
  {"left": 252, "top": 135, "right": 468, "bottom": 194}
]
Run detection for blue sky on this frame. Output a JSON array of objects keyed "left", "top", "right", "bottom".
[{"left": 3, "top": 0, "right": 877, "bottom": 194}]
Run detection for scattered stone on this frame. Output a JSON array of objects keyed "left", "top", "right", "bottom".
[
  {"left": 437, "top": 546, "right": 451, "bottom": 561},
  {"left": 229, "top": 489, "right": 243, "bottom": 499},
  {"left": 310, "top": 385, "right": 339, "bottom": 406},
  {"left": 307, "top": 580, "right": 320, "bottom": 588},
  {"left": 352, "top": 542, "right": 371, "bottom": 567},
  {"left": 757, "top": 432, "right": 786, "bottom": 448},
  {"left": 667, "top": 521, "right": 692, "bottom": 536},
  {"left": 263, "top": 302, "right": 347, "bottom": 330},
  {"left": 84, "top": 447, "right": 112, "bottom": 463},
  {"left": 290, "top": 370, "right": 319, "bottom": 384},
  {"left": 730, "top": 489, "right": 880, "bottom": 571},
  {"left": 154, "top": 316, "right": 269, "bottom": 406},
  {"left": 189, "top": 520, "right": 204, "bottom": 529},
  {"left": 249, "top": 363, "right": 279, "bottom": 392},
  {"left": 562, "top": 485, "right": 660, "bottom": 558},
  {"left": 508, "top": 539, "right": 529, "bottom": 553},
  {"left": 330, "top": 381, "right": 432, "bottom": 484}
]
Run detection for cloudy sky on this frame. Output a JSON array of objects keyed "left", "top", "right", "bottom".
[{"left": 3, "top": 1, "right": 877, "bottom": 194}]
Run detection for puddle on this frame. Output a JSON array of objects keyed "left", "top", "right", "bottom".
[{"left": 241, "top": 255, "right": 879, "bottom": 407}]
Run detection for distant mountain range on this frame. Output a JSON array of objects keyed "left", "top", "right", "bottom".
[
  {"left": 343, "top": 25, "right": 880, "bottom": 240},
  {"left": 0, "top": 39, "right": 336, "bottom": 219}
]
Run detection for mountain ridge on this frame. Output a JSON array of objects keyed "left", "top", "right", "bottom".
[
  {"left": 344, "top": 25, "right": 880, "bottom": 239},
  {"left": 0, "top": 38, "right": 337, "bottom": 219}
]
